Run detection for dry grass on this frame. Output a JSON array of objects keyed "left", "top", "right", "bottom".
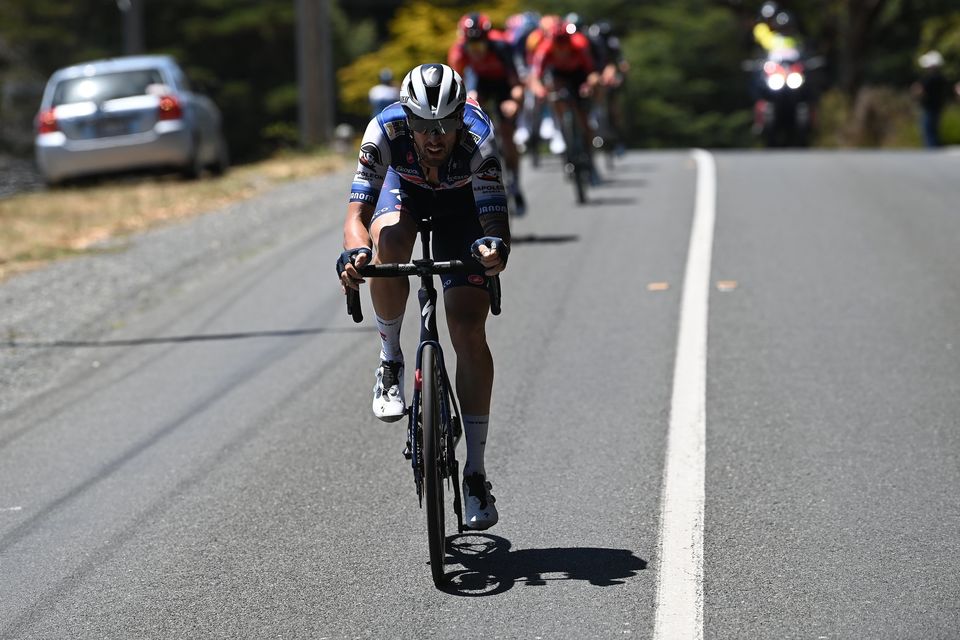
[{"left": 0, "top": 151, "right": 346, "bottom": 281}]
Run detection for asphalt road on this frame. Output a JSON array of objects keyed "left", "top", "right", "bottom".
[{"left": 1, "top": 149, "right": 959, "bottom": 639}]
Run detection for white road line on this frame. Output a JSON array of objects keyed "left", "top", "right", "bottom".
[{"left": 653, "top": 149, "right": 716, "bottom": 640}]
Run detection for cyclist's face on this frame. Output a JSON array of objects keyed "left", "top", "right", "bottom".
[
  {"left": 413, "top": 128, "right": 458, "bottom": 167},
  {"left": 466, "top": 40, "right": 488, "bottom": 59}
]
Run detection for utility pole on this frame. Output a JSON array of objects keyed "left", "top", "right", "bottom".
[
  {"left": 296, "top": 0, "right": 335, "bottom": 147},
  {"left": 117, "top": 0, "right": 145, "bottom": 55}
]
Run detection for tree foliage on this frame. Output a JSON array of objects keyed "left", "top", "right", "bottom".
[{"left": 336, "top": 0, "right": 521, "bottom": 118}]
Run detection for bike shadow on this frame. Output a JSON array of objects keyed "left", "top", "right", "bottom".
[{"left": 441, "top": 533, "right": 647, "bottom": 597}]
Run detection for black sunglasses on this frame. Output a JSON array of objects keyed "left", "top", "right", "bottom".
[{"left": 407, "top": 116, "right": 461, "bottom": 135}]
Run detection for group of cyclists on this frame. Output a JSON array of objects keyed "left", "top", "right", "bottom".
[
  {"left": 343, "top": 11, "right": 629, "bottom": 534},
  {"left": 448, "top": 11, "right": 630, "bottom": 210}
]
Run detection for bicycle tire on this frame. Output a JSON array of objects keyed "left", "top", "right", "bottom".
[
  {"left": 574, "top": 162, "right": 587, "bottom": 204},
  {"left": 421, "top": 344, "right": 447, "bottom": 586},
  {"left": 564, "top": 111, "right": 588, "bottom": 205}
]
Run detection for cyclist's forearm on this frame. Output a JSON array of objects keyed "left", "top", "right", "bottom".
[
  {"left": 343, "top": 201, "right": 374, "bottom": 249},
  {"left": 480, "top": 214, "right": 510, "bottom": 245}
]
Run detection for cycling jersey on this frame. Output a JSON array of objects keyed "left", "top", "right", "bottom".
[
  {"left": 448, "top": 33, "right": 520, "bottom": 91},
  {"left": 530, "top": 32, "right": 595, "bottom": 79},
  {"left": 349, "top": 100, "right": 509, "bottom": 289},
  {"left": 368, "top": 83, "right": 400, "bottom": 118}
]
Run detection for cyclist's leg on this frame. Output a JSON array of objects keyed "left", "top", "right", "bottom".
[
  {"left": 369, "top": 169, "right": 418, "bottom": 320},
  {"left": 495, "top": 87, "right": 527, "bottom": 213},
  {"left": 431, "top": 201, "right": 495, "bottom": 469},
  {"left": 444, "top": 286, "right": 493, "bottom": 417},
  {"left": 367, "top": 171, "right": 420, "bottom": 420},
  {"left": 431, "top": 202, "right": 499, "bottom": 529}
]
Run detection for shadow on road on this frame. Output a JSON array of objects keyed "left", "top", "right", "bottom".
[
  {"left": 1, "top": 327, "right": 373, "bottom": 349},
  {"left": 510, "top": 233, "right": 580, "bottom": 246},
  {"left": 441, "top": 533, "right": 647, "bottom": 597},
  {"left": 597, "top": 177, "right": 649, "bottom": 188},
  {"left": 587, "top": 196, "right": 638, "bottom": 207}
]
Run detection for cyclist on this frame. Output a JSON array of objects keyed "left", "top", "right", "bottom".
[
  {"left": 588, "top": 20, "right": 629, "bottom": 155},
  {"left": 337, "top": 63, "right": 508, "bottom": 530},
  {"left": 523, "top": 14, "right": 563, "bottom": 152},
  {"left": 448, "top": 13, "right": 527, "bottom": 215},
  {"left": 528, "top": 19, "right": 600, "bottom": 177}
]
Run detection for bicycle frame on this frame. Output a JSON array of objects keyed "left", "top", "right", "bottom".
[
  {"left": 405, "top": 220, "right": 465, "bottom": 533},
  {"left": 345, "top": 217, "right": 502, "bottom": 537}
]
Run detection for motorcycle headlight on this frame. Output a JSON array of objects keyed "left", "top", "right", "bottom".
[
  {"left": 786, "top": 72, "right": 804, "bottom": 89},
  {"left": 767, "top": 74, "right": 786, "bottom": 91}
]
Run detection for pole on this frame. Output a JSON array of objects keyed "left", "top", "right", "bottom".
[
  {"left": 296, "top": 0, "right": 335, "bottom": 147},
  {"left": 118, "top": 0, "right": 145, "bottom": 55}
]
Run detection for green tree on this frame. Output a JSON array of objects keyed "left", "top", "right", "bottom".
[{"left": 337, "top": 0, "right": 521, "bottom": 117}]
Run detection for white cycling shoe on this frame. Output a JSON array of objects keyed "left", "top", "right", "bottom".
[
  {"left": 463, "top": 472, "right": 498, "bottom": 530},
  {"left": 372, "top": 360, "right": 405, "bottom": 423}
]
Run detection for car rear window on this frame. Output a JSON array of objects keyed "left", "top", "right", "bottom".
[{"left": 52, "top": 69, "right": 165, "bottom": 106}]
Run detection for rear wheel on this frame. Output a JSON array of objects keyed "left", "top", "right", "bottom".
[
  {"left": 210, "top": 135, "right": 230, "bottom": 176},
  {"left": 421, "top": 345, "right": 446, "bottom": 587},
  {"left": 181, "top": 137, "right": 204, "bottom": 180}
]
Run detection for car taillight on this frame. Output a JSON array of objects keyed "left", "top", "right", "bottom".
[
  {"left": 158, "top": 95, "right": 182, "bottom": 121},
  {"left": 37, "top": 108, "right": 58, "bottom": 134}
]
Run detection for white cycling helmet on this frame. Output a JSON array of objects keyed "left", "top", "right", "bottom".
[{"left": 399, "top": 63, "right": 466, "bottom": 120}]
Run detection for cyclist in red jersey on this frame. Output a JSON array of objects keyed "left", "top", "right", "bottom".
[
  {"left": 449, "top": 13, "right": 527, "bottom": 215},
  {"left": 529, "top": 20, "right": 600, "bottom": 176}
]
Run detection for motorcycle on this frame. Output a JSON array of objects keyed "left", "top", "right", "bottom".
[{"left": 744, "top": 50, "right": 823, "bottom": 147}]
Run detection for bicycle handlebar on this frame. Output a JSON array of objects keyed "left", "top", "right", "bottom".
[{"left": 345, "top": 259, "right": 502, "bottom": 323}]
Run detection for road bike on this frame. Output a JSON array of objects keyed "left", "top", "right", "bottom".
[
  {"left": 344, "top": 217, "right": 501, "bottom": 587},
  {"left": 549, "top": 85, "right": 592, "bottom": 205}
]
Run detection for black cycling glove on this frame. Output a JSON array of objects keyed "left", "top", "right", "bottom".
[
  {"left": 471, "top": 236, "right": 509, "bottom": 267},
  {"left": 336, "top": 247, "right": 373, "bottom": 277}
]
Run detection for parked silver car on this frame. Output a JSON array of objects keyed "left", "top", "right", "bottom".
[{"left": 34, "top": 55, "right": 229, "bottom": 185}]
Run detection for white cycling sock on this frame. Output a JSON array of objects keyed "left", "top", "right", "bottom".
[
  {"left": 375, "top": 313, "right": 403, "bottom": 363},
  {"left": 462, "top": 414, "right": 489, "bottom": 477}
]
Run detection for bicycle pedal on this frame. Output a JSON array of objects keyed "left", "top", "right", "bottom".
[{"left": 402, "top": 442, "right": 412, "bottom": 460}]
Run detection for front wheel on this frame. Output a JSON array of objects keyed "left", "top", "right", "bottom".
[{"left": 421, "top": 344, "right": 446, "bottom": 587}]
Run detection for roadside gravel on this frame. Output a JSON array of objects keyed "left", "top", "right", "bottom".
[{"left": 0, "top": 167, "right": 350, "bottom": 416}]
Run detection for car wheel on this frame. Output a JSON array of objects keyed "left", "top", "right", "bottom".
[
  {"left": 210, "top": 136, "right": 230, "bottom": 177},
  {"left": 181, "top": 137, "right": 204, "bottom": 180}
]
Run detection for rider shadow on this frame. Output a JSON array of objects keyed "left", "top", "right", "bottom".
[
  {"left": 510, "top": 233, "right": 580, "bottom": 246},
  {"left": 597, "top": 176, "right": 648, "bottom": 189},
  {"left": 441, "top": 533, "right": 647, "bottom": 597},
  {"left": 587, "top": 196, "right": 638, "bottom": 207}
]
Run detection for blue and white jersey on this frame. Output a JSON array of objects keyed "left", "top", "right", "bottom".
[
  {"left": 368, "top": 83, "right": 400, "bottom": 118},
  {"left": 349, "top": 100, "right": 508, "bottom": 220}
]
